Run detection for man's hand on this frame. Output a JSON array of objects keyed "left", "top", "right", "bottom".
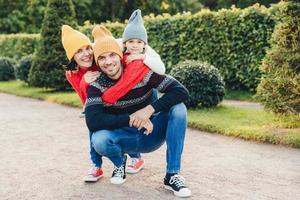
[
  {"left": 142, "top": 119, "right": 153, "bottom": 135},
  {"left": 126, "top": 54, "right": 145, "bottom": 64},
  {"left": 129, "top": 105, "right": 155, "bottom": 128},
  {"left": 129, "top": 117, "right": 153, "bottom": 135},
  {"left": 83, "top": 71, "right": 101, "bottom": 83}
]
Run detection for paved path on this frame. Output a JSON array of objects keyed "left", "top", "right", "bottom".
[
  {"left": 222, "top": 100, "right": 263, "bottom": 109},
  {"left": 0, "top": 93, "right": 299, "bottom": 200}
]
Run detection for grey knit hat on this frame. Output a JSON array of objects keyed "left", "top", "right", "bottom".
[{"left": 122, "top": 9, "right": 148, "bottom": 44}]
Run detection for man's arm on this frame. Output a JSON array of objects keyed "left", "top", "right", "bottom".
[
  {"left": 149, "top": 73, "right": 189, "bottom": 112},
  {"left": 129, "top": 73, "right": 189, "bottom": 128},
  {"left": 85, "top": 84, "right": 130, "bottom": 132}
]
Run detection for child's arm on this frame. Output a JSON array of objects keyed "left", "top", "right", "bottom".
[
  {"left": 116, "top": 38, "right": 165, "bottom": 75},
  {"left": 143, "top": 45, "right": 165, "bottom": 75}
]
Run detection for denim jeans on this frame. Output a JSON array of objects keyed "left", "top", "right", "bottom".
[
  {"left": 91, "top": 103, "right": 187, "bottom": 173},
  {"left": 88, "top": 89, "right": 159, "bottom": 167},
  {"left": 89, "top": 132, "right": 141, "bottom": 167}
]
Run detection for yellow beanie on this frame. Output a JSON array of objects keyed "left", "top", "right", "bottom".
[
  {"left": 61, "top": 25, "right": 92, "bottom": 60},
  {"left": 92, "top": 25, "right": 122, "bottom": 65}
]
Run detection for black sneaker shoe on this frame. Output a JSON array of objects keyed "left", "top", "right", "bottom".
[
  {"left": 164, "top": 174, "right": 192, "bottom": 197},
  {"left": 110, "top": 155, "right": 127, "bottom": 185}
]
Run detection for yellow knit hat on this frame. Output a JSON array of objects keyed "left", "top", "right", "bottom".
[
  {"left": 92, "top": 25, "right": 122, "bottom": 65},
  {"left": 61, "top": 25, "right": 92, "bottom": 60}
]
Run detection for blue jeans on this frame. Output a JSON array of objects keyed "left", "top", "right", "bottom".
[
  {"left": 89, "top": 132, "right": 140, "bottom": 167},
  {"left": 91, "top": 103, "right": 187, "bottom": 173},
  {"left": 88, "top": 89, "right": 159, "bottom": 167}
]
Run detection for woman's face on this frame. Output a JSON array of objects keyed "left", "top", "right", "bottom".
[
  {"left": 125, "top": 39, "right": 145, "bottom": 54},
  {"left": 73, "top": 45, "right": 93, "bottom": 68}
]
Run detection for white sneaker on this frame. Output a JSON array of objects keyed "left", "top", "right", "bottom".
[
  {"left": 164, "top": 174, "right": 192, "bottom": 198},
  {"left": 110, "top": 156, "right": 127, "bottom": 185},
  {"left": 83, "top": 165, "right": 103, "bottom": 182}
]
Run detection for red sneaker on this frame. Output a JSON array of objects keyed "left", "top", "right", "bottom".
[
  {"left": 126, "top": 157, "right": 145, "bottom": 174},
  {"left": 83, "top": 165, "right": 103, "bottom": 182}
]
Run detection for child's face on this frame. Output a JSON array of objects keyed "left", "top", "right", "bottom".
[{"left": 125, "top": 39, "right": 145, "bottom": 54}]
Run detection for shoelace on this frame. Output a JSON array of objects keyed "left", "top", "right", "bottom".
[
  {"left": 113, "top": 165, "right": 124, "bottom": 177},
  {"left": 88, "top": 165, "right": 99, "bottom": 175},
  {"left": 169, "top": 175, "right": 186, "bottom": 188},
  {"left": 129, "top": 158, "right": 139, "bottom": 166}
]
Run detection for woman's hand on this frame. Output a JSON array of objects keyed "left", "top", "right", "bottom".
[
  {"left": 83, "top": 71, "right": 101, "bottom": 83},
  {"left": 126, "top": 54, "right": 145, "bottom": 64}
]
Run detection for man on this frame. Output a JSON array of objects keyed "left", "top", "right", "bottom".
[{"left": 85, "top": 25, "right": 192, "bottom": 198}]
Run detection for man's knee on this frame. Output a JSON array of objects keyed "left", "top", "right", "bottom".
[
  {"left": 91, "top": 130, "right": 112, "bottom": 155},
  {"left": 169, "top": 103, "right": 187, "bottom": 119}
]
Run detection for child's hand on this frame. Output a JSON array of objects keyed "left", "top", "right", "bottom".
[
  {"left": 83, "top": 71, "right": 101, "bottom": 83},
  {"left": 126, "top": 54, "right": 145, "bottom": 64}
]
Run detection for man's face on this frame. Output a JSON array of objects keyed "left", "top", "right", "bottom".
[{"left": 97, "top": 52, "right": 122, "bottom": 80}]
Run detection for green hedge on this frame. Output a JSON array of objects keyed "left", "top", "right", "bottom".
[
  {"left": 80, "top": 5, "right": 277, "bottom": 91},
  {"left": 0, "top": 3, "right": 284, "bottom": 91},
  {"left": 0, "top": 34, "right": 39, "bottom": 60}
]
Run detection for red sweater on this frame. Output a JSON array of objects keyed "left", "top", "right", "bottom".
[
  {"left": 65, "top": 65, "right": 99, "bottom": 105},
  {"left": 101, "top": 54, "right": 150, "bottom": 104}
]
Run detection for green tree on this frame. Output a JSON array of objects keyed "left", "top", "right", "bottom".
[
  {"left": 28, "top": 0, "right": 77, "bottom": 90},
  {"left": 256, "top": 1, "right": 300, "bottom": 114}
]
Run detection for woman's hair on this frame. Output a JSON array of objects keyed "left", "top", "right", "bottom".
[{"left": 63, "top": 59, "right": 78, "bottom": 71}]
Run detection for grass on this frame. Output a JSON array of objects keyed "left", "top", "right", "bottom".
[
  {"left": 0, "top": 80, "right": 81, "bottom": 107},
  {"left": 1, "top": 80, "right": 299, "bottom": 148},
  {"left": 224, "top": 88, "right": 256, "bottom": 102},
  {"left": 188, "top": 106, "right": 300, "bottom": 147}
]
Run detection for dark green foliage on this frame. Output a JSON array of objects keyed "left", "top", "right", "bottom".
[
  {"left": 15, "top": 55, "right": 33, "bottom": 83},
  {"left": 0, "top": 57, "right": 15, "bottom": 81},
  {"left": 1, "top": 3, "right": 281, "bottom": 91},
  {"left": 170, "top": 60, "right": 225, "bottom": 108},
  {"left": 28, "top": 0, "right": 77, "bottom": 90},
  {"left": 256, "top": 1, "right": 300, "bottom": 114},
  {"left": 144, "top": 6, "right": 276, "bottom": 91},
  {"left": 0, "top": 34, "right": 39, "bottom": 60}
]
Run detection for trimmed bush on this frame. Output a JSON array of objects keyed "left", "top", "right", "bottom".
[
  {"left": 28, "top": 0, "right": 77, "bottom": 90},
  {"left": 0, "top": 34, "right": 39, "bottom": 60},
  {"left": 0, "top": 57, "right": 15, "bottom": 81},
  {"left": 170, "top": 60, "right": 225, "bottom": 108},
  {"left": 15, "top": 55, "right": 33, "bottom": 83},
  {"left": 256, "top": 1, "right": 300, "bottom": 114}
]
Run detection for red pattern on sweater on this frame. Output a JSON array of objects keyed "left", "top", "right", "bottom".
[
  {"left": 102, "top": 54, "right": 150, "bottom": 104},
  {"left": 65, "top": 64, "right": 99, "bottom": 105}
]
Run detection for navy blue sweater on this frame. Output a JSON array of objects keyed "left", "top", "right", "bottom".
[{"left": 85, "top": 71, "right": 189, "bottom": 132}]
